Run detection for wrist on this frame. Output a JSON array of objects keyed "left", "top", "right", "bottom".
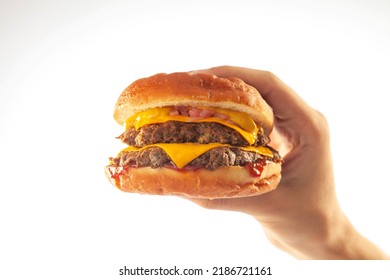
[
  {"left": 260, "top": 208, "right": 388, "bottom": 259},
  {"left": 319, "top": 213, "right": 388, "bottom": 260},
  {"left": 271, "top": 211, "right": 388, "bottom": 259}
]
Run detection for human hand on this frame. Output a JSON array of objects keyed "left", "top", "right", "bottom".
[{"left": 187, "top": 66, "right": 387, "bottom": 259}]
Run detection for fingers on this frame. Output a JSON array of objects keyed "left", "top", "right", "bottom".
[
  {"left": 194, "top": 66, "right": 330, "bottom": 148},
  {"left": 182, "top": 67, "right": 334, "bottom": 217},
  {"left": 194, "top": 66, "right": 313, "bottom": 126},
  {"left": 184, "top": 194, "right": 274, "bottom": 217}
]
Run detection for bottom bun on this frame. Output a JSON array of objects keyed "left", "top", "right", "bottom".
[{"left": 105, "top": 162, "right": 282, "bottom": 199}]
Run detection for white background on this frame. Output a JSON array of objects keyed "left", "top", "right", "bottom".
[{"left": 1, "top": 0, "right": 390, "bottom": 279}]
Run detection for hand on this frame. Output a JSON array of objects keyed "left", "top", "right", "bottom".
[{"left": 187, "top": 66, "right": 388, "bottom": 259}]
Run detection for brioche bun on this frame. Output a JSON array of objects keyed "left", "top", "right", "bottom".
[
  {"left": 105, "top": 162, "right": 282, "bottom": 199},
  {"left": 114, "top": 72, "right": 274, "bottom": 135}
]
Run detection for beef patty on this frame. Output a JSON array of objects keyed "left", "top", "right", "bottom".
[
  {"left": 110, "top": 146, "right": 281, "bottom": 170},
  {"left": 118, "top": 121, "right": 270, "bottom": 147}
]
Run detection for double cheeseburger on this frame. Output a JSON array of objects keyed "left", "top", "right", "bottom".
[{"left": 105, "top": 72, "right": 282, "bottom": 198}]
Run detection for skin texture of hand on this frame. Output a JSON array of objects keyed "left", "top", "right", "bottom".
[{"left": 187, "top": 66, "right": 388, "bottom": 260}]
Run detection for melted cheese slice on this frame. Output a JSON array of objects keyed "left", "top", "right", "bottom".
[
  {"left": 119, "top": 143, "right": 274, "bottom": 169},
  {"left": 125, "top": 107, "right": 260, "bottom": 145}
]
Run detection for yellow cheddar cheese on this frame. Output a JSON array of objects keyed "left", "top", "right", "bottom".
[
  {"left": 119, "top": 143, "right": 273, "bottom": 169},
  {"left": 125, "top": 107, "right": 260, "bottom": 145}
]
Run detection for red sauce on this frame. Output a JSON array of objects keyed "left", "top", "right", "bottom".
[
  {"left": 107, "top": 165, "right": 129, "bottom": 187},
  {"left": 108, "top": 158, "right": 267, "bottom": 185},
  {"left": 246, "top": 159, "right": 267, "bottom": 177}
]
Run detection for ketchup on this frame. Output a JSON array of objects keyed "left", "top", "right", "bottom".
[
  {"left": 107, "top": 166, "right": 129, "bottom": 187},
  {"left": 246, "top": 158, "right": 267, "bottom": 177},
  {"left": 108, "top": 158, "right": 268, "bottom": 185}
]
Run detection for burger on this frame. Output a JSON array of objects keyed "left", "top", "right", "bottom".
[{"left": 105, "top": 72, "right": 282, "bottom": 198}]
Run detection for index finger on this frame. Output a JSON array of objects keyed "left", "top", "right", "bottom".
[{"left": 193, "top": 66, "right": 314, "bottom": 125}]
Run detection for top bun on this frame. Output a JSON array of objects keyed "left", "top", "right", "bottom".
[{"left": 114, "top": 72, "right": 274, "bottom": 135}]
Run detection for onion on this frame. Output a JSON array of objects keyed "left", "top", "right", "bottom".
[
  {"left": 177, "top": 106, "right": 189, "bottom": 116},
  {"left": 170, "top": 106, "right": 231, "bottom": 123},
  {"left": 169, "top": 108, "right": 179, "bottom": 116},
  {"left": 213, "top": 112, "right": 229, "bottom": 120}
]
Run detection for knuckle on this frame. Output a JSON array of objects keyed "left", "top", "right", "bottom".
[
  {"left": 263, "top": 70, "right": 280, "bottom": 84},
  {"left": 307, "top": 109, "right": 330, "bottom": 143}
]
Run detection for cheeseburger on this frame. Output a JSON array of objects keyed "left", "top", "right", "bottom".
[{"left": 105, "top": 72, "right": 282, "bottom": 198}]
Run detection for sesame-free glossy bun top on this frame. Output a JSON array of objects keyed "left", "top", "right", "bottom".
[{"left": 114, "top": 72, "right": 274, "bottom": 135}]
